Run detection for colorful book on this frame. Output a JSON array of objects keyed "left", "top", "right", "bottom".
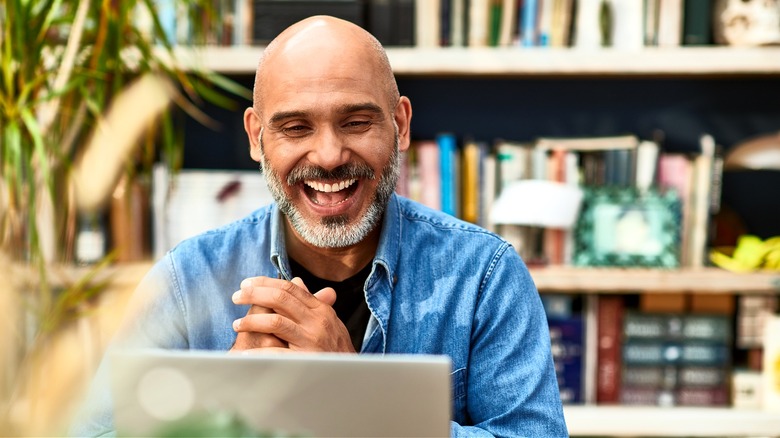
[
  {"left": 414, "top": 140, "right": 442, "bottom": 211},
  {"left": 437, "top": 133, "right": 459, "bottom": 217},
  {"left": 520, "top": 0, "right": 538, "bottom": 47},
  {"left": 461, "top": 139, "right": 483, "bottom": 224},
  {"left": 596, "top": 295, "right": 624, "bottom": 403},
  {"left": 548, "top": 316, "right": 585, "bottom": 404}
]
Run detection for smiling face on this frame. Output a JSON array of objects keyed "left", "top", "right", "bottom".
[{"left": 244, "top": 16, "right": 411, "bottom": 249}]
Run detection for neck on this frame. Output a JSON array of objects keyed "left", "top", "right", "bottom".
[{"left": 284, "top": 220, "right": 380, "bottom": 282}]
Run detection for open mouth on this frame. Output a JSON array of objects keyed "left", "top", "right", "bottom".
[{"left": 303, "top": 178, "right": 359, "bottom": 206}]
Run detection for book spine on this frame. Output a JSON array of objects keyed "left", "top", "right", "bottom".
[
  {"left": 368, "top": 0, "right": 394, "bottom": 46},
  {"left": 396, "top": 0, "right": 416, "bottom": 46},
  {"left": 682, "top": 0, "right": 713, "bottom": 46},
  {"left": 763, "top": 315, "right": 780, "bottom": 412},
  {"left": 415, "top": 140, "right": 442, "bottom": 211},
  {"left": 548, "top": 315, "right": 586, "bottom": 404},
  {"left": 520, "top": 0, "right": 538, "bottom": 47},
  {"left": 437, "top": 133, "right": 458, "bottom": 217},
  {"left": 596, "top": 295, "right": 624, "bottom": 403}
]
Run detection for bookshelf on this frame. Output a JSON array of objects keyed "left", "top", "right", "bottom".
[
  {"left": 531, "top": 266, "right": 780, "bottom": 294},
  {"left": 173, "top": 46, "right": 780, "bottom": 77},
  {"left": 563, "top": 405, "right": 780, "bottom": 437},
  {"left": 164, "top": 45, "right": 780, "bottom": 437}
]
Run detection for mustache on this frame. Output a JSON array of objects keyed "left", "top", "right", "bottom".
[{"left": 287, "top": 162, "right": 376, "bottom": 185}]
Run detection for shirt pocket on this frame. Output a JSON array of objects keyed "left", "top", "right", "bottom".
[{"left": 450, "top": 367, "right": 467, "bottom": 420}]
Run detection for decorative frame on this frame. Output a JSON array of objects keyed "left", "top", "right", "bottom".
[{"left": 574, "top": 187, "right": 681, "bottom": 268}]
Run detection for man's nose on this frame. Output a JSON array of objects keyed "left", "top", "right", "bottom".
[{"left": 308, "top": 127, "right": 350, "bottom": 170}]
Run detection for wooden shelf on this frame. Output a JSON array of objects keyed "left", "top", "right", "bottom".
[
  {"left": 171, "top": 46, "right": 780, "bottom": 77},
  {"left": 564, "top": 405, "right": 780, "bottom": 437},
  {"left": 529, "top": 266, "right": 780, "bottom": 294}
]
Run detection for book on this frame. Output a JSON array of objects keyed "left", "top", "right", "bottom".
[
  {"left": 682, "top": 0, "right": 713, "bottom": 46},
  {"left": 450, "top": 0, "right": 468, "bottom": 46},
  {"left": 252, "top": 0, "right": 366, "bottom": 44},
  {"left": 689, "top": 134, "right": 716, "bottom": 268},
  {"left": 596, "top": 295, "right": 624, "bottom": 403},
  {"left": 644, "top": 0, "right": 660, "bottom": 45},
  {"left": 367, "top": 0, "right": 394, "bottom": 46},
  {"left": 537, "top": 0, "right": 556, "bottom": 46},
  {"left": 415, "top": 0, "right": 441, "bottom": 47},
  {"left": 656, "top": 0, "right": 683, "bottom": 47},
  {"left": 550, "top": 0, "right": 574, "bottom": 47},
  {"left": 573, "top": 0, "right": 604, "bottom": 48},
  {"left": 676, "top": 387, "right": 729, "bottom": 406},
  {"left": 468, "top": 0, "right": 492, "bottom": 47},
  {"left": 461, "top": 139, "right": 483, "bottom": 224},
  {"left": 520, "top": 0, "right": 539, "bottom": 47},
  {"left": 498, "top": 0, "right": 519, "bottom": 46},
  {"left": 763, "top": 315, "right": 780, "bottom": 412},
  {"left": 622, "top": 365, "right": 677, "bottom": 389},
  {"left": 657, "top": 152, "right": 694, "bottom": 266},
  {"left": 548, "top": 315, "right": 586, "bottom": 404},
  {"left": 609, "top": 0, "right": 643, "bottom": 50},
  {"left": 395, "top": 0, "right": 416, "bottom": 46},
  {"left": 440, "top": 0, "right": 452, "bottom": 46},
  {"left": 413, "top": 140, "right": 442, "bottom": 211},
  {"left": 437, "top": 132, "right": 459, "bottom": 217},
  {"left": 681, "top": 315, "right": 731, "bottom": 343}
]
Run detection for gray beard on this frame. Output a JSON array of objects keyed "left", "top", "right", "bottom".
[{"left": 259, "top": 132, "right": 401, "bottom": 248}]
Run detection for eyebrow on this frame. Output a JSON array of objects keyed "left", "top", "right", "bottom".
[{"left": 267, "top": 102, "right": 384, "bottom": 127}]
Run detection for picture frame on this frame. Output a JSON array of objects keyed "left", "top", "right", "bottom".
[{"left": 574, "top": 187, "right": 681, "bottom": 268}]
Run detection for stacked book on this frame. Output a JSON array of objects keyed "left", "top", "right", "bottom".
[{"left": 620, "top": 312, "right": 731, "bottom": 406}]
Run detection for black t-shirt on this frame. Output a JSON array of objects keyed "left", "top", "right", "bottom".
[{"left": 288, "top": 258, "right": 372, "bottom": 352}]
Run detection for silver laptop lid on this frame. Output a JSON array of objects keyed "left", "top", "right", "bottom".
[{"left": 110, "top": 349, "right": 451, "bottom": 437}]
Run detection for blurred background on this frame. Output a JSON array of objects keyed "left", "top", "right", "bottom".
[{"left": 2, "top": 0, "right": 780, "bottom": 436}]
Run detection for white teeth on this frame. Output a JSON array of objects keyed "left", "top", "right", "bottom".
[{"left": 305, "top": 179, "right": 356, "bottom": 193}]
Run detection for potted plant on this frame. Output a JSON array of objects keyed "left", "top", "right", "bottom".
[{"left": 0, "top": 0, "right": 248, "bottom": 434}]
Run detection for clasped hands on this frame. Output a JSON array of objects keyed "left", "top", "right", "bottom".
[{"left": 229, "top": 276, "right": 355, "bottom": 354}]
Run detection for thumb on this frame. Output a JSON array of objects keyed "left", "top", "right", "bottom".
[{"left": 313, "top": 287, "right": 337, "bottom": 306}]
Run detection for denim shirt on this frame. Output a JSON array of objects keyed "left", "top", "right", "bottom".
[{"left": 71, "top": 194, "right": 568, "bottom": 437}]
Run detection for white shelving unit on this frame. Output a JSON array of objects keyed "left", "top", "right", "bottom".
[
  {"left": 165, "top": 45, "right": 780, "bottom": 437},
  {"left": 172, "top": 46, "right": 780, "bottom": 76},
  {"left": 530, "top": 266, "right": 780, "bottom": 294},
  {"left": 564, "top": 405, "right": 780, "bottom": 437}
]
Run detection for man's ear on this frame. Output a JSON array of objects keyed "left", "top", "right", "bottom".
[
  {"left": 243, "top": 107, "right": 263, "bottom": 162},
  {"left": 394, "top": 96, "right": 412, "bottom": 153}
]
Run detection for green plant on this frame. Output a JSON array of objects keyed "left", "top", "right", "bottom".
[
  {"left": 1, "top": 0, "right": 246, "bottom": 326},
  {"left": 0, "top": 0, "right": 249, "bottom": 433}
]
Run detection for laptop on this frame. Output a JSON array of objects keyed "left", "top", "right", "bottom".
[{"left": 110, "top": 349, "right": 451, "bottom": 437}]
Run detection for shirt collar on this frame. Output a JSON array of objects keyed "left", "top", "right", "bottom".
[{"left": 268, "top": 194, "right": 402, "bottom": 285}]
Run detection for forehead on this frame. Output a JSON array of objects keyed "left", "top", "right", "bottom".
[{"left": 258, "top": 28, "right": 389, "bottom": 117}]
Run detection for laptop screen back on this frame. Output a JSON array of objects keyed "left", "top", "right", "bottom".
[{"left": 110, "top": 349, "right": 451, "bottom": 437}]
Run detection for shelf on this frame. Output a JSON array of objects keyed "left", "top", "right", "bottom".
[
  {"left": 171, "top": 46, "right": 780, "bottom": 77},
  {"left": 564, "top": 405, "right": 780, "bottom": 437},
  {"left": 530, "top": 266, "right": 780, "bottom": 294}
]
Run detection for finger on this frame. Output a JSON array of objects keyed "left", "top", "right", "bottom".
[
  {"left": 231, "top": 331, "right": 287, "bottom": 350},
  {"left": 233, "top": 313, "right": 302, "bottom": 343},
  {"left": 228, "top": 347, "right": 293, "bottom": 355},
  {"left": 313, "top": 287, "right": 337, "bottom": 307},
  {"left": 234, "top": 276, "right": 320, "bottom": 311},
  {"left": 291, "top": 276, "right": 309, "bottom": 292}
]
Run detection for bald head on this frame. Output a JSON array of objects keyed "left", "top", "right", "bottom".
[{"left": 252, "top": 16, "right": 399, "bottom": 115}]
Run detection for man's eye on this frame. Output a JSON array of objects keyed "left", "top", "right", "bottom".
[
  {"left": 344, "top": 120, "right": 371, "bottom": 130},
  {"left": 282, "top": 125, "right": 310, "bottom": 136}
]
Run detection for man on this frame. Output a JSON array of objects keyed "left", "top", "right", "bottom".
[{"left": 72, "top": 15, "right": 568, "bottom": 437}]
